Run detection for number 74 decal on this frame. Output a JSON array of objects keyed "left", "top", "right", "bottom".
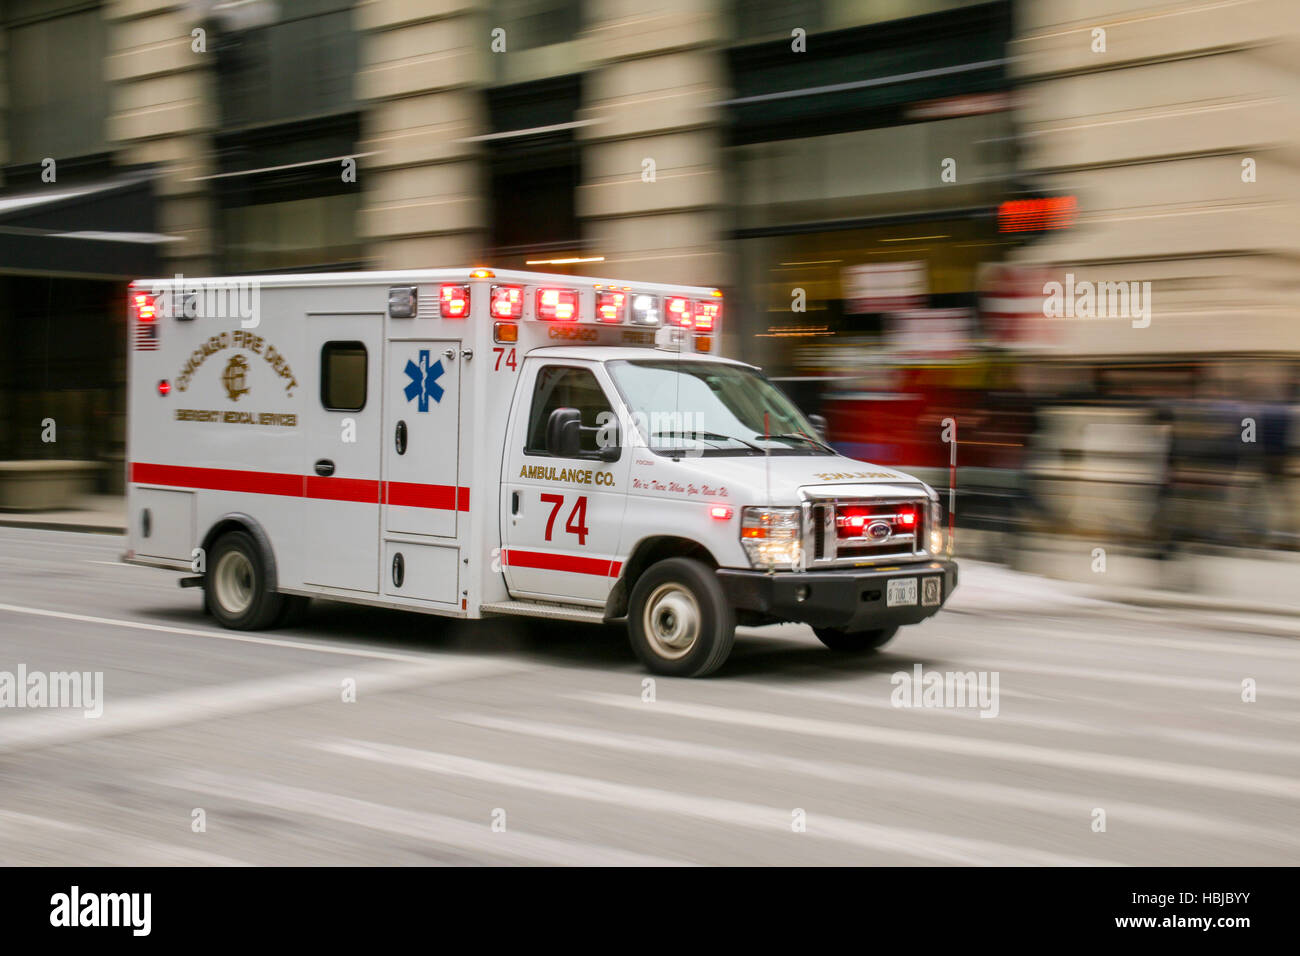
[{"left": 540, "top": 493, "right": 589, "bottom": 545}]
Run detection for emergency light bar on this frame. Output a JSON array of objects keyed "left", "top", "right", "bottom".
[
  {"left": 596, "top": 290, "right": 626, "bottom": 323},
  {"left": 666, "top": 296, "right": 691, "bottom": 328},
  {"left": 492, "top": 285, "right": 523, "bottom": 319},
  {"left": 536, "top": 288, "right": 578, "bottom": 321},
  {"left": 693, "top": 299, "right": 720, "bottom": 331},
  {"left": 440, "top": 284, "right": 470, "bottom": 318},
  {"left": 132, "top": 291, "right": 160, "bottom": 351},
  {"left": 631, "top": 294, "right": 660, "bottom": 326}
]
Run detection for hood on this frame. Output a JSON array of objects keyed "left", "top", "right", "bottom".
[{"left": 635, "top": 452, "right": 933, "bottom": 503}]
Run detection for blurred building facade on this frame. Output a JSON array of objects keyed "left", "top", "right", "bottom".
[
  {"left": 0, "top": 0, "right": 1295, "bottom": 508},
  {"left": 1010, "top": 0, "right": 1299, "bottom": 362}
]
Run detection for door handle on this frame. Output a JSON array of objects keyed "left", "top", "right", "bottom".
[
  {"left": 395, "top": 420, "right": 407, "bottom": 455},
  {"left": 314, "top": 459, "right": 335, "bottom": 476},
  {"left": 511, "top": 491, "right": 520, "bottom": 514},
  {"left": 442, "top": 347, "right": 456, "bottom": 361}
]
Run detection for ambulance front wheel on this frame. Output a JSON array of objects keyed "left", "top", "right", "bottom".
[
  {"left": 628, "top": 557, "right": 735, "bottom": 678},
  {"left": 205, "top": 530, "right": 284, "bottom": 630}
]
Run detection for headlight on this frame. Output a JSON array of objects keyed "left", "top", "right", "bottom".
[{"left": 741, "top": 506, "right": 803, "bottom": 569}]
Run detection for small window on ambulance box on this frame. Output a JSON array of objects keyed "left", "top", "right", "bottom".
[{"left": 321, "top": 342, "right": 368, "bottom": 412}]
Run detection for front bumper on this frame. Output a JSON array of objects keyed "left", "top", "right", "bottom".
[{"left": 717, "top": 560, "right": 958, "bottom": 631}]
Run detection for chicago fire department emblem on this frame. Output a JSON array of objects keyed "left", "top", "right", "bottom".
[{"left": 221, "top": 354, "right": 251, "bottom": 401}]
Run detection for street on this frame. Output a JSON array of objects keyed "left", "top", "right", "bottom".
[{"left": 0, "top": 526, "right": 1296, "bottom": 866}]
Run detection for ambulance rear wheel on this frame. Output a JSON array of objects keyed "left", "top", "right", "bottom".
[
  {"left": 812, "top": 626, "right": 898, "bottom": 652},
  {"left": 205, "top": 530, "right": 283, "bottom": 630},
  {"left": 628, "top": 557, "right": 734, "bottom": 678}
]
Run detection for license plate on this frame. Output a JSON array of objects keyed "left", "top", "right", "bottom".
[{"left": 887, "top": 577, "right": 917, "bottom": 607}]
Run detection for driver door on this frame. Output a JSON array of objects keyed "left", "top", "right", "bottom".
[{"left": 502, "top": 361, "right": 630, "bottom": 604}]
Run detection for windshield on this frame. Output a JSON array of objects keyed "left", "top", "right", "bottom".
[{"left": 607, "top": 359, "right": 831, "bottom": 456}]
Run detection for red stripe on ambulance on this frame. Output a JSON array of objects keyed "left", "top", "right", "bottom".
[
  {"left": 385, "top": 480, "right": 470, "bottom": 512},
  {"left": 130, "top": 462, "right": 468, "bottom": 512},
  {"left": 501, "top": 549, "right": 622, "bottom": 578}
]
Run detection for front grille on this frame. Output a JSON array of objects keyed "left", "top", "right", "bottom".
[{"left": 809, "top": 496, "right": 928, "bottom": 565}]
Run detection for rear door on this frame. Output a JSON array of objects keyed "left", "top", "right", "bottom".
[
  {"left": 502, "top": 360, "right": 629, "bottom": 603},
  {"left": 382, "top": 339, "right": 463, "bottom": 537},
  {"left": 300, "top": 317, "right": 383, "bottom": 592}
]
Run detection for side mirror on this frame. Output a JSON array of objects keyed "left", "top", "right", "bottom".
[
  {"left": 808, "top": 413, "right": 829, "bottom": 441},
  {"left": 546, "top": 407, "right": 582, "bottom": 458}
]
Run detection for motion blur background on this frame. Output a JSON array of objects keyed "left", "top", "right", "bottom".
[{"left": 1, "top": 0, "right": 1297, "bottom": 590}]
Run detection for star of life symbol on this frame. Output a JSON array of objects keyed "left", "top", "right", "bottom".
[{"left": 403, "top": 349, "right": 445, "bottom": 411}]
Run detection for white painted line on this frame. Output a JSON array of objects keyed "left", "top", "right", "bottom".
[
  {"left": 742, "top": 682, "right": 1300, "bottom": 756},
  {"left": 0, "top": 809, "right": 91, "bottom": 834},
  {"left": 156, "top": 769, "right": 686, "bottom": 867},
  {"left": 452, "top": 713, "right": 1300, "bottom": 849},
  {"left": 0, "top": 659, "right": 514, "bottom": 755},
  {"left": 317, "top": 738, "right": 1121, "bottom": 866},
  {"left": 571, "top": 693, "right": 1300, "bottom": 800},
  {"left": 121, "top": 842, "right": 252, "bottom": 867},
  {"left": 748, "top": 682, "right": 1108, "bottom": 736},
  {"left": 0, "top": 600, "right": 492, "bottom": 666},
  {"left": 954, "top": 658, "right": 1300, "bottom": 702},
  {"left": 948, "top": 627, "right": 1300, "bottom": 661},
  {"left": 0, "top": 810, "right": 252, "bottom": 865}
]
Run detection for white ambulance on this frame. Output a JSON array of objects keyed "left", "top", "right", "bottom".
[{"left": 124, "top": 268, "right": 957, "bottom": 676}]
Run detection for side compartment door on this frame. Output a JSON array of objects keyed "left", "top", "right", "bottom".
[
  {"left": 300, "top": 317, "right": 383, "bottom": 592},
  {"left": 383, "top": 340, "right": 463, "bottom": 537},
  {"left": 502, "top": 361, "right": 629, "bottom": 603}
]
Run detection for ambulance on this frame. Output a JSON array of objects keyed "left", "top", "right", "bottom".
[{"left": 124, "top": 268, "right": 957, "bottom": 677}]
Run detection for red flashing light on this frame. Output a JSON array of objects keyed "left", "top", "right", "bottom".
[
  {"left": 132, "top": 292, "right": 160, "bottom": 351},
  {"left": 537, "top": 288, "right": 578, "bottom": 321},
  {"left": 898, "top": 509, "right": 916, "bottom": 526},
  {"left": 666, "top": 296, "right": 692, "bottom": 328},
  {"left": 998, "top": 196, "right": 1077, "bottom": 233},
  {"left": 710, "top": 505, "right": 733, "bottom": 520},
  {"left": 133, "top": 293, "right": 157, "bottom": 322},
  {"left": 157, "top": 379, "right": 171, "bottom": 396},
  {"left": 491, "top": 285, "right": 523, "bottom": 319},
  {"left": 693, "top": 299, "right": 720, "bottom": 331},
  {"left": 440, "top": 284, "right": 470, "bottom": 318},
  {"left": 596, "top": 290, "right": 626, "bottom": 323}
]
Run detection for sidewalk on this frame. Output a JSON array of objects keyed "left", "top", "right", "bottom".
[
  {"left": 0, "top": 494, "right": 125, "bottom": 535},
  {"left": 959, "top": 529, "right": 1300, "bottom": 620}
]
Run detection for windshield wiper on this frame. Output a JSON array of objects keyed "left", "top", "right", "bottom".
[
  {"left": 759, "top": 432, "right": 835, "bottom": 453},
  {"left": 651, "top": 430, "right": 764, "bottom": 453}
]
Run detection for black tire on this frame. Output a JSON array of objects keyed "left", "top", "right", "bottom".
[
  {"left": 813, "top": 625, "right": 898, "bottom": 652},
  {"left": 627, "top": 557, "right": 735, "bottom": 677},
  {"left": 204, "top": 530, "right": 283, "bottom": 630}
]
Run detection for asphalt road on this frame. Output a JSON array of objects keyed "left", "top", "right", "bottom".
[{"left": 0, "top": 526, "right": 1297, "bottom": 866}]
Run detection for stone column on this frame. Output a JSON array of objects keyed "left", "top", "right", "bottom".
[
  {"left": 575, "top": 0, "right": 729, "bottom": 287},
  {"left": 105, "top": 0, "right": 217, "bottom": 276},
  {"left": 355, "top": 0, "right": 489, "bottom": 268}
]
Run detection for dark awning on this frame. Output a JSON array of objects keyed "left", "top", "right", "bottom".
[{"left": 0, "top": 169, "right": 175, "bottom": 279}]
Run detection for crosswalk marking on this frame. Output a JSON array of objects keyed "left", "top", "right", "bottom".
[
  {"left": 936, "top": 625, "right": 1300, "bottom": 661},
  {"left": 936, "top": 657, "right": 1300, "bottom": 702},
  {"left": 450, "top": 712, "right": 1300, "bottom": 848},
  {"left": 316, "top": 738, "right": 1123, "bottom": 866},
  {"left": 156, "top": 769, "right": 687, "bottom": 867},
  {"left": 0, "top": 659, "right": 513, "bottom": 755},
  {"left": 571, "top": 693, "right": 1300, "bottom": 799},
  {"left": 740, "top": 682, "right": 1300, "bottom": 756}
]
